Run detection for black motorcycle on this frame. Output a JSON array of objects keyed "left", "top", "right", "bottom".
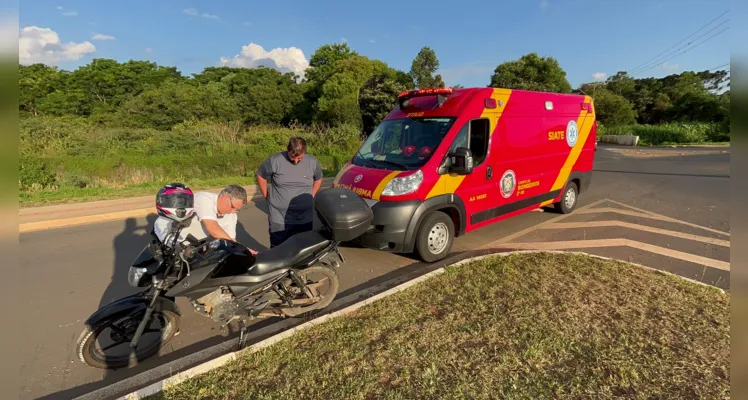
[{"left": 76, "top": 188, "right": 373, "bottom": 369}]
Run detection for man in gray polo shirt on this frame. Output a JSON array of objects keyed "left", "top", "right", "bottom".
[{"left": 256, "top": 137, "right": 324, "bottom": 247}]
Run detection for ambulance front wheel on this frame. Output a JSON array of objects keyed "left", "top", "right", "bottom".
[
  {"left": 555, "top": 181, "right": 579, "bottom": 214},
  {"left": 415, "top": 211, "right": 455, "bottom": 263}
]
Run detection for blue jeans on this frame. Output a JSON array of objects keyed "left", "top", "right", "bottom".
[{"left": 269, "top": 222, "right": 313, "bottom": 248}]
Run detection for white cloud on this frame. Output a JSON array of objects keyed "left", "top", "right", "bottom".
[
  {"left": 662, "top": 63, "right": 680, "bottom": 70},
  {"left": 369, "top": 38, "right": 376, "bottom": 43},
  {"left": 183, "top": 7, "right": 218, "bottom": 20},
  {"left": 91, "top": 33, "right": 115, "bottom": 41},
  {"left": 220, "top": 43, "right": 309, "bottom": 80},
  {"left": 592, "top": 72, "right": 607, "bottom": 81},
  {"left": 56, "top": 6, "right": 63, "bottom": 10},
  {"left": 340, "top": 37, "right": 348, "bottom": 43},
  {"left": 243, "top": 21, "right": 252, "bottom": 26},
  {"left": 19, "top": 26, "right": 96, "bottom": 66},
  {"left": 62, "top": 11, "right": 78, "bottom": 16},
  {"left": 145, "top": 47, "right": 152, "bottom": 53},
  {"left": 540, "top": 0, "right": 550, "bottom": 11}
]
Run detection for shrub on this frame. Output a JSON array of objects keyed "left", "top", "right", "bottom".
[
  {"left": 19, "top": 116, "right": 366, "bottom": 203},
  {"left": 598, "top": 122, "right": 728, "bottom": 145}
]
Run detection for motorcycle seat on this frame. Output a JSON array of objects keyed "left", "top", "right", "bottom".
[{"left": 249, "top": 231, "right": 331, "bottom": 276}]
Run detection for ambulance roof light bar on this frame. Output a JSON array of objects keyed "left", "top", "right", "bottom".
[{"left": 397, "top": 87, "right": 455, "bottom": 109}]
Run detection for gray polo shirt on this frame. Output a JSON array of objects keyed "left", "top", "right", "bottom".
[{"left": 258, "top": 151, "right": 323, "bottom": 232}]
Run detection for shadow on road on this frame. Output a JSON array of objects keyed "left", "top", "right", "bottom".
[
  {"left": 99, "top": 216, "right": 158, "bottom": 308},
  {"left": 236, "top": 220, "right": 268, "bottom": 253}
]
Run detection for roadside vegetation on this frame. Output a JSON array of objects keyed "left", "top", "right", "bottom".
[
  {"left": 149, "top": 252, "right": 730, "bottom": 400},
  {"left": 598, "top": 122, "right": 730, "bottom": 145},
  {"left": 19, "top": 44, "right": 730, "bottom": 206}
]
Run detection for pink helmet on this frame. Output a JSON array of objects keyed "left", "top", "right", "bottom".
[{"left": 156, "top": 182, "right": 195, "bottom": 222}]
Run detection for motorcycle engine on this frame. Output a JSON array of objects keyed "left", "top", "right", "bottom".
[{"left": 194, "top": 287, "right": 239, "bottom": 323}]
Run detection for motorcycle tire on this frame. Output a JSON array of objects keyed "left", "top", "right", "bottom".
[
  {"left": 76, "top": 309, "right": 180, "bottom": 369},
  {"left": 280, "top": 264, "right": 339, "bottom": 318}
]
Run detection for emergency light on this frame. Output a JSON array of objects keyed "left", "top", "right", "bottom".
[{"left": 397, "top": 87, "right": 455, "bottom": 110}]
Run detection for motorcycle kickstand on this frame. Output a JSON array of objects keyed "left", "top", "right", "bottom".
[{"left": 238, "top": 319, "right": 248, "bottom": 349}]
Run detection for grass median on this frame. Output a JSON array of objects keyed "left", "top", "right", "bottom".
[{"left": 150, "top": 252, "right": 730, "bottom": 400}]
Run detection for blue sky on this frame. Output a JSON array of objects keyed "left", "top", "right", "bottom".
[{"left": 17, "top": 0, "right": 731, "bottom": 88}]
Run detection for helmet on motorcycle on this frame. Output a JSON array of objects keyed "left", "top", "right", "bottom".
[{"left": 156, "top": 182, "right": 195, "bottom": 222}]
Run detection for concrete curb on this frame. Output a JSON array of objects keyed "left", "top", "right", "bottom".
[
  {"left": 19, "top": 178, "right": 336, "bottom": 233},
  {"left": 599, "top": 135, "right": 639, "bottom": 146},
  {"left": 104, "top": 249, "right": 724, "bottom": 400}
]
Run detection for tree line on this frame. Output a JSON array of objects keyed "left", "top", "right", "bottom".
[{"left": 19, "top": 44, "right": 730, "bottom": 135}]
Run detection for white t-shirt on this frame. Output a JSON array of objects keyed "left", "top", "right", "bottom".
[{"left": 153, "top": 191, "right": 238, "bottom": 244}]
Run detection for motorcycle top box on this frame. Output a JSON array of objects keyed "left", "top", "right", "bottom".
[{"left": 315, "top": 187, "right": 374, "bottom": 242}]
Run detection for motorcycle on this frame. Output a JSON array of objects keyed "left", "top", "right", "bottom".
[{"left": 76, "top": 187, "right": 373, "bottom": 369}]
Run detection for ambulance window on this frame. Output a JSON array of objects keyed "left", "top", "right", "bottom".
[
  {"left": 469, "top": 119, "right": 490, "bottom": 165},
  {"left": 449, "top": 123, "right": 469, "bottom": 153}
]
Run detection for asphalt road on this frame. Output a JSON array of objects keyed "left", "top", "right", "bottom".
[{"left": 11, "top": 145, "right": 730, "bottom": 400}]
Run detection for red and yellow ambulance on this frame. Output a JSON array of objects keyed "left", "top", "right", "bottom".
[{"left": 332, "top": 87, "right": 597, "bottom": 262}]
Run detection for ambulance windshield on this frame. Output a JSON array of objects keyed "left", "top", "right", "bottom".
[{"left": 353, "top": 117, "right": 456, "bottom": 170}]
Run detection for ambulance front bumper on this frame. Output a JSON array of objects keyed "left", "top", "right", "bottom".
[{"left": 355, "top": 199, "right": 420, "bottom": 252}]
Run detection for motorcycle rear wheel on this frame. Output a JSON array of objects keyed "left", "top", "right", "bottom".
[
  {"left": 76, "top": 309, "right": 180, "bottom": 369},
  {"left": 279, "top": 264, "right": 339, "bottom": 318}
]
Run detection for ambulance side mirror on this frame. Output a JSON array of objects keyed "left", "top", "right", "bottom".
[{"left": 447, "top": 147, "right": 474, "bottom": 175}]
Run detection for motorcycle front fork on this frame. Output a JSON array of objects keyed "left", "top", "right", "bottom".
[{"left": 129, "top": 288, "right": 162, "bottom": 363}]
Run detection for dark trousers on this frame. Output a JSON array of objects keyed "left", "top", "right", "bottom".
[{"left": 269, "top": 222, "right": 313, "bottom": 248}]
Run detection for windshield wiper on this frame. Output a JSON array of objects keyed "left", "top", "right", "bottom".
[
  {"left": 354, "top": 152, "right": 379, "bottom": 168},
  {"left": 370, "top": 159, "right": 411, "bottom": 170}
]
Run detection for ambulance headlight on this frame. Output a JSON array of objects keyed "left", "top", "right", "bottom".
[{"left": 382, "top": 170, "right": 423, "bottom": 196}]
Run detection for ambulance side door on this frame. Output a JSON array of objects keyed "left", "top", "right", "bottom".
[{"left": 450, "top": 118, "right": 494, "bottom": 224}]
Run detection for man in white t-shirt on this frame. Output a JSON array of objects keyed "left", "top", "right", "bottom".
[{"left": 153, "top": 184, "right": 258, "bottom": 255}]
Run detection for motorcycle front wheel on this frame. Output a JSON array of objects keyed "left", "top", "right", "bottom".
[{"left": 76, "top": 308, "right": 180, "bottom": 369}]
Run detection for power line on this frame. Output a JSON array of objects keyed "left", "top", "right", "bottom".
[
  {"left": 654, "top": 63, "right": 730, "bottom": 92},
  {"left": 625, "top": 9, "right": 729, "bottom": 75},
  {"left": 631, "top": 27, "right": 730, "bottom": 77},
  {"left": 629, "top": 19, "right": 729, "bottom": 75}
]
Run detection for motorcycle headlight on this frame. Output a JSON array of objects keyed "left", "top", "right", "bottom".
[
  {"left": 381, "top": 170, "right": 424, "bottom": 197},
  {"left": 128, "top": 266, "right": 149, "bottom": 288}
]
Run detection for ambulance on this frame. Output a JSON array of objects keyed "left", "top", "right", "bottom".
[{"left": 332, "top": 87, "right": 597, "bottom": 262}]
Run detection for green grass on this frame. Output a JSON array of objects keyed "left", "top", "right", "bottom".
[
  {"left": 20, "top": 171, "right": 339, "bottom": 207},
  {"left": 19, "top": 117, "right": 360, "bottom": 207},
  {"left": 149, "top": 252, "right": 730, "bottom": 400},
  {"left": 599, "top": 122, "right": 730, "bottom": 145}
]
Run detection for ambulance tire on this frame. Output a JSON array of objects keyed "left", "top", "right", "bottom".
[
  {"left": 415, "top": 211, "right": 455, "bottom": 263},
  {"left": 555, "top": 181, "right": 579, "bottom": 214}
]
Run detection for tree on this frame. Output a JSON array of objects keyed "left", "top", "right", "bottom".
[
  {"left": 215, "top": 67, "right": 303, "bottom": 125},
  {"left": 19, "top": 64, "right": 63, "bottom": 116},
  {"left": 296, "top": 43, "right": 359, "bottom": 124},
  {"left": 316, "top": 56, "right": 390, "bottom": 127},
  {"left": 117, "top": 81, "right": 239, "bottom": 129},
  {"left": 605, "top": 71, "right": 636, "bottom": 99},
  {"left": 305, "top": 43, "right": 358, "bottom": 84},
  {"left": 489, "top": 53, "right": 572, "bottom": 93},
  {"left": 359, "top": 69, "right": 411, "bottom": 134},
  {"left": 409, "top": 46, "right": 445, "bottom": 89},
  {"left": 592, "top": 89, "right": 637, "bottom": 126}
]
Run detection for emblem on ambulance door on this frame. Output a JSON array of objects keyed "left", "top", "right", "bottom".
[
  {"left": 354, "top": 174, "right": 363, "bottom": 183},
  {"left": 566, "top": 120, "right": 579, "bottom": 148},
  {"left": 500, "top": 170, "right": 516, "bottom": 198}
]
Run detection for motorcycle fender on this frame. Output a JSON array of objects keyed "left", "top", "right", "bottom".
[{"left": 84, "top": 293, "right": 181, "bottom": 328}]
